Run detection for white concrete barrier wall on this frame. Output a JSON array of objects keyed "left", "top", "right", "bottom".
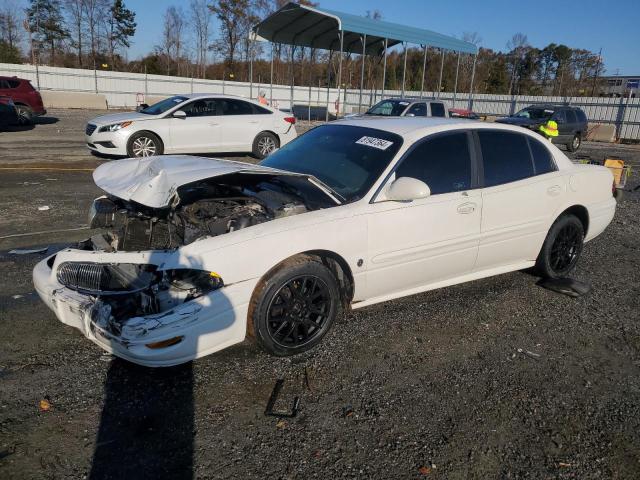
[
  {"left": 1, "top": 62, "right": 638, "bottom": 140},
  {"left": 40, "top": 90, "right": 107, "bottom": 109}
]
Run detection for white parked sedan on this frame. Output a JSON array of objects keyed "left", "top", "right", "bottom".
[
  {"left": 34, "top": 118, "right": 616, "bottom": 366},
  {"left": 84, "top": 94, "right": 297, "bottom": 159}
]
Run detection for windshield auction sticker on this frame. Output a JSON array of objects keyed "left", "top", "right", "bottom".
[{"left": 356, "top": 136, "right": 394, "bottom": 150}]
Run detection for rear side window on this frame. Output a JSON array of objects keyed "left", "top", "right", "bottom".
[
  {"left": 395, "top": 132, "right": 472, "bottom": 194},
  {"left": 253, "top": 104, "right": 272, "bottom": 114},
  {"left": 553, "top": 110, "right": 567, "bottom": 124},
  {"left": 527, "top": 137, "right": 556, "bottom": 175},
  {"left": 430, "top": 102, "right": 446, "bottom": 117},
  {"left": 478, "top": 131, "right": 534, "bottom": 187},
  {"left": 220, "top": 99, "right": 254, "bottom": 115},
  {"left": 565, "top": 110, "right": 577, "bottom": 123},
  {"left": 7, "top": 79, "right": 20, "bottom": 88}
]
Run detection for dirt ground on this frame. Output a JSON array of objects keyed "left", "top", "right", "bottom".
[{"left": 1, "top": 109, "right": 640, "bottom": 479}]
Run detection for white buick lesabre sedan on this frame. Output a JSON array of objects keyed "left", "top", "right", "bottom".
[
  {"left": 34, "top": 118, "right": 616, "bottom": 367},
  {"left": 84, "top": 94, "right": 297, "bottom": 159}
]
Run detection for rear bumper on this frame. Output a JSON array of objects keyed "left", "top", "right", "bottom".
[{"left": 585, "top": 196, "right": 616, "bottom": 242}]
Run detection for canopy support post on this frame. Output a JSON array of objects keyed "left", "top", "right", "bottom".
[
  {"left": 468, "top": 53, "right": 477, "bottom": 110},
  {"left": 420, "top": 44, "right": 427, "bottom": 99},
  {"left": 336, "top": 30, "right": 344, "bottom": 117},
  {"left": 308, "top": 47, "right": 314, "bottom": 121},
  {"left": 269, "top": 42, "right": 274, "bottom": 105},
  {"left": 358, "top": 33, "right": 367, "bottom": 113},
  {"left": 325, "top": 49, "right": 332, "bottom": 121},
  {"left": 453, "top": 52, "right": 460, "bottom": 107},
  {"left": 381, "top": 38, "right": 388, "bottom": 101},
  {"left": 437, "top": 49, "right": 445, "bottom": 97},
  {"left": 401, "top": 42, "right": 407, "bottom": 98},
  {"left": 249, "top": 31, "right": 255, "bottom": 99},
  {"left": 289, "top": 45, "right": 295, "bottom": 114}
]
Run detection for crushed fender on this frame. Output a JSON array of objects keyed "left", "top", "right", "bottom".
[{"left": 537, "top": 277, "right": 591, "bottom": 297}]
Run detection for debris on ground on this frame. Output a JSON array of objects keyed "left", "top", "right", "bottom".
[
  {"left": 8, "top": 247, "right": 48, "bottom": 255},
  {"left": 38, "top": 398, "right": 51, "bottom": 412},
  {"left": 342, "top": 404, "right": 354, "bottom": 418},
  {"left": 537, "top": 277, "right": 592, "bottom": 297},
  {"left": 37, "top": 206, "right": 50, "bottom": 211},
  {"left": 517, "top": 348, "right": 542, "bottom": 360},
  {"left": 265, "top": 379, "right": 300, "bottom": 418}
]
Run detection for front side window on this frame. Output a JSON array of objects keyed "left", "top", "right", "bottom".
[
  {"left": 514, "top": 107, "right": 554, "bottom": 120},
  {"left": 430, "top": 102, "right": 446, "bottom": 117},
  {"left": 479, "top": 131, "right": 534, "bottom": 187},
  {"left": 407, "top": 103, "right": 427, "bottom": 116},
  {"left": 553, "top": 110, "right": 567, "bottom": 124},
  {"left": 180, "top": 99, "right": 218, "bottom": 117},
  {"left": 366, "top": 100, "right": 410, "bottom": 116},
  {"left": 395, "top": 132, "right": 472, "bottom": 195},
  {"left": 260, "top": 124, "right": 403, "bottom": 202},
  {"left": 140, "top": 95, "right": 188, "bottom": 115}
]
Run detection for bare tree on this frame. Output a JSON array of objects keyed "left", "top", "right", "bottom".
[
  {"left": 0, "top": 0, "right": 22, "bottom": 48},
  {"left": 157, "top": 5, "right": 185, "bottom": 75},
  {"left": 64, "top": 0, "right": 84, "bottom": 67},
  {"left": 506, "top": 33, "right": 528, "bottom": 95},
  {"left": 83, "top": 0, "right": 109, "bottom": 67},
  {"left": 190, "top": 0, "right": 212, "bottom": 78}
]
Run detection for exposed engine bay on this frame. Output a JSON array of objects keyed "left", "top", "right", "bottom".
[{"left": 83, "top": 173, "right": 328, "bottom": 252}]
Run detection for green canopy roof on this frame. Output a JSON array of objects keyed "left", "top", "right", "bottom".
[{"left": 253, "top": 2, "right": 478, "bottom": 55}]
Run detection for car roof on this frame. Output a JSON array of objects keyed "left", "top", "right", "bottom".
[
  {"left": 333, "top": 116, "right": 546, "bottom": 138},
  {"left": 525, "top": 104, "right": 582, "bottom": 111},
  {"left": 179, "top": 93, "right": 256, "bottom": 101}
]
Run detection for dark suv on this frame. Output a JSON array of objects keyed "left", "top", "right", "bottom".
[
  {"left": 0, "top": 76, "right": 47, "bottom": 125},
  {"left": 495, "top": 104, "right": 588, "bottom": 152}
]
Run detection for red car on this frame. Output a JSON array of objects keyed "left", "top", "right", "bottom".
[{"left": 0, "top": 76, "right": 46, "bottom": 125}]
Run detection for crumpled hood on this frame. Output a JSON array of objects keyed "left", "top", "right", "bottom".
[
  {"left": 93, "top": 155, "right": 304, "bottom": 208},
  {"left": 89, "top": 111, "right": 159, "bottom": 125}
]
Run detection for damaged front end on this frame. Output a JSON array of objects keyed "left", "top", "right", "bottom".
[{"left": 83, "top": 172, "right": 324, "bottom": 252}]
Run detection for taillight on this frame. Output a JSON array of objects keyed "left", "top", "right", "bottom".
[{"left": 284, "top": 116, "right": 296, "bottom": 125}]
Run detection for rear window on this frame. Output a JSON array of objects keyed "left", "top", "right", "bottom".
[
  {"left": 479, "top": 131, "right": 534, "bottom": 187},
  {"left": 430, "top": 102, "right": 446, "bottom": 117},
  {"left": 366, "top": 100, "right": 409, "bottom": 116}
]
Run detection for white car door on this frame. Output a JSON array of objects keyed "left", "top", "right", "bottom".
[
  {"left": 366, "top": 131, "right": 482, "bottom": 300},
  {"left": 167, "top": 99, "right": 221, "bottom": 153},
  {"left": 217, "top": 99, "right": 267, "bottom": 151},
  {"left": 474, "top": 130, "right": 564, "bottom": 270}
]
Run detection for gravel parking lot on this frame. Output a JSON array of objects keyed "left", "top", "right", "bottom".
[{"left": 1, "top": 109, "right": 640, "bottom": 479}]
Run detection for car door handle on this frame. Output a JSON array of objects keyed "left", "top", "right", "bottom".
[
  {"left": 208, "top": 122, "right": 219, "bottom": 126},
  {"left": 457, "top": 202, "right": 476, "bottom": 214},
  {"left": 248, "top": 120, "right": 259, "bottom": 124},
  {"left": 547, "top": 185, "right": 562, "bottom": 196}
]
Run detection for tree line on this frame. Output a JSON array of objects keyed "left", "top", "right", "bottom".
[{"left": 0, "top": 0, "right": 606, "bottom": 97}]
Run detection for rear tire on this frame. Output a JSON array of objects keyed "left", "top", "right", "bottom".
[
  {"left": 250, "top": 257, "right": 340, "bottom": 356},
  {"left": 252, "top": 132, "right": 279, "bottom": 159},
  {"left": 16, "top": 105, "right": 33, "bottom": 126},
  {"left": 127, "top": 131, "right": 163, "bottom": 157},
  {"left": 567, "top": 134, "right": 581, "bottom": 152},
  {"left": 535, "top": 214, "right": 584, "bottom": 279}
]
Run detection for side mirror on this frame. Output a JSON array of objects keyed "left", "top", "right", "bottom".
[
  {"left": 386, "top": 177, "right": 430, "bottom": 202},
  {"left": 173, "top": 110, "right": 187, "bottom": 119},
  {"left": 135, "top": 103, "right": 148, "bottom": 112}
]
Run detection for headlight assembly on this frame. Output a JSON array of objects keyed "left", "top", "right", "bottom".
[{"left": 99, "top": 121, "right": 133, "bottom": 133}]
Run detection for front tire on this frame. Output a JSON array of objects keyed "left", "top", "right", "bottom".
[
  {"left": 252, "top": 132, "right": 279, "bottom": 159},
  {"left": 250, "top": 257, "right": 340, "bottom": 356},
  {"left": 127, "top": 131, "right": 163, "bottom": 157},
  {"left": 16, "top": 105, "right": 33, "bottom": 126},
  {"left": 567, "top": 134, "right": 581, "bottom": 152},
  {"left": 535, "top": 214, "right": 584, "bottom": 279}
]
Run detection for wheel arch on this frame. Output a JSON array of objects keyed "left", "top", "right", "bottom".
[
  {"left": 255, "top": 129, "right": 281, "bottom": 145},
  {"left": 127, "top": 129, "right": 165, "bottom": 148},
  {"left": 558, "top": 204, "right": 589, "bottom": 236}
]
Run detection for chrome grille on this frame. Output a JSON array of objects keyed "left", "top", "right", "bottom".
[
  {"left": 57, "top": 262, "right": 109, "bottom": 293},
  {"left": 85, "top": 123, "right": 97, "bottom": 136}
]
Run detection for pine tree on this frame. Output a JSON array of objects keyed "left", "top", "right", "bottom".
[
  {"left": 108, "top": 0, "right": 136, "bottom": 69},
  {"left": 26, "top": 0, "right": 69, "bottom": 65}
]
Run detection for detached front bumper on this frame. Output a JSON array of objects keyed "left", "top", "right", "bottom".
[{"left": 33, "top": 255, "right": 257, "bottom": 367}]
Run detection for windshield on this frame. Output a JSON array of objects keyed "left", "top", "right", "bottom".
[
  {"left": 140, "top": 96, "right": 188, "bottom": 115},
  {"left": 260, "top": 124, "right": 403, "bottom": 202},
  {"left": 366, "top": 100, "right": 410, "bottom": 116},
  {"left": 514, "top": 107, "right": 554, "bottom": 120}
]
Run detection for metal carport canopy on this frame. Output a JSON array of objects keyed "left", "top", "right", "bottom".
[{"left": 254, "top": 2, "right": 478, "bottom": 54}]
